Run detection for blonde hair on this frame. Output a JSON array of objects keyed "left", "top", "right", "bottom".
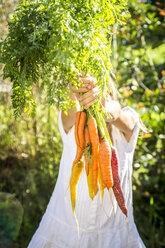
[
  {"left": 108, "top": 76, "right": 121, "bottom": 100},
  {"left": 139, "top": 117, "right": 150, "bottom": 134}
]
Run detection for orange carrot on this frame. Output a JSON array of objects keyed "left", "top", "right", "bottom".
[
  {"left": 84, "top": 126, "right": 90, "bottom": 176},
  {"left": 84, "top": 125, "right": 94, "bottom": 199},
  {"left": 99, "top": 138, "right": 113, "bottom": 189},
  {"left": 73, "top": 146, "right": 84, "bottom": 166},
  {"left": 73, "top": 111, "right": 86, "bottom": 166},
  {"left": 75, "top": 111, "right": 81, "bottom": 147},
  {"left": 88, "top": 117, "right": 99, "bottom": 195},
  {"left": 78, "top": 111, "right": 86, "bottom": 149},
  {"left": 70, "top": 160, "right": 84, "bottom": 213},
  {"left": 111, "top": 146, "right": 127, "bottom": 217}
]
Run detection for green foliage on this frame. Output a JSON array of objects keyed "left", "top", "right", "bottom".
[
  {"left": 0, "top": 95, "right": 63, "bottom": 248},
  {"left": 0, "top": 193, "right": 23, "bottom": 247},
  {"left": 112, "top": 0, "right": 165, "bottom": 247},
  {"left": 0, "top": 154, "right": 61, "bottom": 248},
  {"left": 0, "top": 0, "right": 130, "bottom": 117}
]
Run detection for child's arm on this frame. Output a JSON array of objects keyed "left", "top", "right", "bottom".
[
  {"left": 62, "top": 75, "right": 136, "bottom": 142},
  {"left": 101, "top": 96, "right": 135, "bottom": 142},
  {"left": 77, "top": 79, "right": 135, "bottom": 142},
  {"left": 61, "top": 91, "right": 78, "bottom": 134},
  {"left": 61, "top": 74, "right": 98, "bottom": 133}
]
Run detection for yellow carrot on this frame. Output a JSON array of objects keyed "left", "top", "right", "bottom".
[
  {"left": 87, "top": 161, "right": 94, "bottom": 200},
  {"left": 70, "top": 160, "right": 84, "bottom": 213},
  {"left": 98, "top": 166, "right": 105, "bottom": 202}
]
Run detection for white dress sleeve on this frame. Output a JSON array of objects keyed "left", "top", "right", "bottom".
[{"left": 120, "top": 106, "right": 141, "bottom": 153}]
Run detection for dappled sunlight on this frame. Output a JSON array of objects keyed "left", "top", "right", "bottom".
[{"left": 0, "top": 0, "right": 164, "bottom": 247}]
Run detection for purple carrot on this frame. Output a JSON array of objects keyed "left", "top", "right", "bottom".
[{"left": 111, "top": 146, "right": 128, "bottom": 217}]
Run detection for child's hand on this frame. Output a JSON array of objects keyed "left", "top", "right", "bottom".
[
  {"left": 70, "top": 74, "right": 99, "bottom": 109},
  {"left": 78, "top": 84, "right": 99, "bottom": 109},
  {"left": 69, "top": 74, "right": 95, "bottom": 92}
]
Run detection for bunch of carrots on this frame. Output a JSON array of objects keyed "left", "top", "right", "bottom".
[{"left": 70, "top": 109, "right": 127, "bottom": 222}]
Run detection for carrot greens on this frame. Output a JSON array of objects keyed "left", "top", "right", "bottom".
[{"left": 0, "top": 0, "right": 130, "bottom": 118}]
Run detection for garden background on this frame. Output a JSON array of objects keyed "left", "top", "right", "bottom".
[{"left": 0, "top": 0, "right": 165, "bottom": 247}]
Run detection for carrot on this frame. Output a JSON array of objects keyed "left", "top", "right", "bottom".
[
  {"left": 72, "top": 146, "right": 84, "bottom": 166},
  {"left": 78, "top": 111, "right": 86, "bottom": 149},
  {"left": 84, "top": 126, "right": 90, "bottom": 176},
  {"left": 70, "top": 160, "right": 84, "bottom": 213},
  {"left": 99, "top": 138, "right": 113, "bottom": 189},
  {"left": 98, "top": 166, "right": 104, "bottom": 202},
  {"left": 72, "top": 111, "right": 86, "bottom": 166},
  {"left": 75, "top": 111, "right": 81, "bottom": 147},
  {"left": 111, "top": 146, "right": 127, "bottom": 217},
  {"left": 84, "top": 126, "right": 94, "bottom": 199},
  {"left": 87, "top": 161, "right": 94, "bottom": 200},
  {"left": 88, "top": 117, "right": 99, "bottom": 195},
  {"left": 85, "top": 159, "right": 89, "bottom": 177},
  {"left": 112, "top": 185, "right": 127, "bottom": 217}
]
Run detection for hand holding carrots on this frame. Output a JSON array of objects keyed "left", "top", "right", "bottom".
[
  {"left": 70, "top": 73, "right": 100, "bottom": 110},
  {"left": 69, "top": 73, "right": 128, "bottom": 220}
]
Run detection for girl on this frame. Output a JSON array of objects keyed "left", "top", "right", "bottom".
[{"left": 28, "top": 74, "right": 146, "bottom": 248}]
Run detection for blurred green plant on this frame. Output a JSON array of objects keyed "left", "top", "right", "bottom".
[
  {"left": 0, "top": 95, "right": 63, "bottom": 248},
  {"left": 0, "top": 192, "right": 23, "bottom": 248},
  {"left": 111, "top": 0, "right": 165, "bottom": 247}
]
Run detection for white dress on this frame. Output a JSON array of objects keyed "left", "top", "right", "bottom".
[{"left": 27, "top": 106, "right": 146, "bottom": 248}]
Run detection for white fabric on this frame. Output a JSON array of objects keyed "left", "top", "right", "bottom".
[{"left": 27, "top": 106, "right": 146, "bottom": 248}]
